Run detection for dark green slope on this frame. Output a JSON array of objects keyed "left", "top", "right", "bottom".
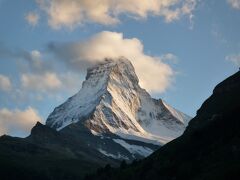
[{"left": 87, "top": 71, "right": 240, "bottom": 180}]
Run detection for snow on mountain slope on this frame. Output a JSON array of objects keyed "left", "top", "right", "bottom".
[
  {"left": 113, "top": 139, "right": 154, "bottom": 157},
  {"left": 46, "top": 57, "right": 191, "bottom": 156}
]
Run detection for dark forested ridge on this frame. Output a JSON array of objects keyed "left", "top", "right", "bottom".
[{"left": 86, "top": 71, "right": 240, "bottom": 180}]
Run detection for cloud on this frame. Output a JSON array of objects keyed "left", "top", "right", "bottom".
[
  {"left": 48, "top": 31, "right": 174, "bottom": 93},
  {"left": 36, "top": 0, "right": 197, "bottom": 29},
  {"left": 161, "top": 53, "right": 179, "bottom": 63},
  {"left": 211, "top": 24, "right": 227, "bottom": 44},
  {"left": 25, "top": 12, "right": 40, "bottom": 26},
  {"left": 0, "top": 45, "right": 50, "bottom": 73},
  {"left": 21, "top": 72, "right": 62, "bottom": 92},
  {"left": 18, "top": 50, "right": 81, "bottom": 94},
  {"left": 0, "top": 74, "right": 12, "bottom": 92},
  {"left": 226, "top": 54, "right": 240, "bottom": 66},
  {"left": 0, "top": 107, "right": 43, "bottom": 137},
  {"left": 0, "top": 44, "right": 82, "bottom": 101},
  {"left": 227, "top": 0, "right": 240, "bottom": 9},
  {"left": 22, "top": 50, "right": 53, "bottom": 73}
]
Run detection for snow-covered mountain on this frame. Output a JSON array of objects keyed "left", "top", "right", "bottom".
[{"left": 46, "top": 57, "right": 191, "bottom": 160}]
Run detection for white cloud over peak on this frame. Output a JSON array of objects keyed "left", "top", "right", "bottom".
[
  {"left": 36, "top": 0, "right": 197, "bottom": 29},
  {"left": 48, "top": 31, "right": 174, "bottom": 93},
  {"left": 25, "top": 12, "right": 40, "bottom": 26},
  {"left": 227, "top": 0, "right": 240, "bottom": 9},
  {"left": 0, "top": 74, "right": 12, "bottom": 92},
  {"left": 0, "top": 107, "right": 43, "bottom": 137}
]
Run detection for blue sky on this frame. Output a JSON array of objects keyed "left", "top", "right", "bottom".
[{"left": 0, "top": 0, "right": 240, "bottom": 137}]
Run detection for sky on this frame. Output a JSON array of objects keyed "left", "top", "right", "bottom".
[{"left": 0, "top": 0, "right": 240, "bottom": 137}]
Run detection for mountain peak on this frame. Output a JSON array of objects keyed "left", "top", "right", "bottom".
[
  {"left": 29, "top": 121, "right": 57, "bottom": 138},
  {"left": 46, "top": 57, "right": 190, "bottom": 147},
  {"left": 84, "top": 57, "right": 139, "bottom": 90},
  {"left": 86, "top": 57, "right": 135, "bottom": 74}
]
